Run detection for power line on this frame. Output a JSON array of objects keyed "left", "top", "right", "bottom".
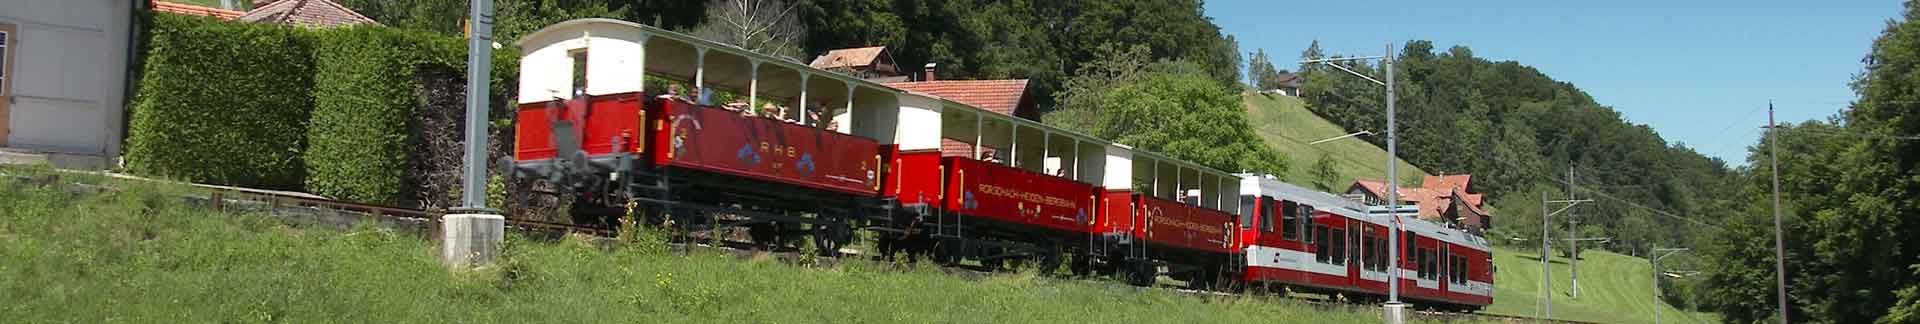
[{"left": 1538, "top": 173, "right": 1724, "bottom": 229}]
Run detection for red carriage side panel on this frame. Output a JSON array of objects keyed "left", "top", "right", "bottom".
[
  {"left": 1135, "top": 195, "right": 1236, "bottom": 254},
  {"left": 1097, "top": 190, "right": 1137, "bottom": 234},
  {"left": 943, "top": 157, "right": 1096, "bottom": 233},
  {"left": 883, "top": 146, "right": 945, "bottom": 206},
  {"left": 651, "top": 100, "right": 884, "bottom": 196},
  {"left": 514, "top": 93, "right": 647, "bottom": 162}
]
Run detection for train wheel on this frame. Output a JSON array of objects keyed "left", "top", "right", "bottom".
[
  {"left": 1038, "top": 243, "right": 1064, "bottom": 275},
  {"left": 1127, "top": 260, "right": 1156, "bottom": 286}
]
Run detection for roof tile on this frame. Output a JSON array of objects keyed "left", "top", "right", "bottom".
[{"left": 885, "top": 79, "right": 1030, "bottom": 116}]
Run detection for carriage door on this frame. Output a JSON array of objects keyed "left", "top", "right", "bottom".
[
  {"left": 0, "top": 24, "right": 14, "bottom": 147},
  {"left": 1347, "top": 222, "right": 1361, "bottom": 285}
]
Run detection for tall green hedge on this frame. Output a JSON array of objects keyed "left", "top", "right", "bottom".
[
  {"left": 124, "top": 15, "right": 315, "bottom": 190},
  {"left": 302, "top": 27, "right": 462, "bottom": 204}
]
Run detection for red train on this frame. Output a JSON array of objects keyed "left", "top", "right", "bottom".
[{"left": 505, "top": 18, "right": 1491, "bottom": 311}]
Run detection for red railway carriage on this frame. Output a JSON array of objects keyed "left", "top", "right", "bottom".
[
  {"left": 647, "top": 99, "right": 884, "bottom": 196},
  {"left": 941, "top": 157, "right": 1097, "bottom": 234},
  {"left": 1235, "top": 175, "right": 1493, "bottom": 311}
]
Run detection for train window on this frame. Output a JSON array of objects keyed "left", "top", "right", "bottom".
[
  {"left": 1376, "top": 238, "right": 1389, "bottom": 271},
  {"left": 1239, "top": 196, "right": 1256, "bottom": 229},
  {"left": 1360, "top": 233, "right": 1375, "bottom": 270},
  {"left": 1281, "top": 200, "right": 1298, "bottom": 240},
  {"left": 1427, "top": 250, "right": 1439, "bottom": 280},
  {"left": 1405, "top": 231, "right": 1416, "bottom": 262},
  {"left": 569, "top": 49, "right": 589, "bottom": 96},
  {"left": 1413, "top": 248, "right": 1426, "bottom": 278},
  {"left": 1439, "top": 247, "right": 1450, "bottom": 282},
  {"left": 1330, "top": 228, "right": 1346, "bottom": 266},
  {"left": 1259, "top": 197, "right": 1276, "bottom": 233},
  {"left": 1314, "top": 225, "right": 1329, "bottom": 263}
]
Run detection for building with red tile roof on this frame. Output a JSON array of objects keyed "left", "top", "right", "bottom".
[
  {"left": 809, "top": 46, "right": 903, "bottom": 81},
  {"left": 240, "top": 0, "right": 378, "bottom": 28},
  {"left": 151, "top": 1, "right": 246, "bottom": 20},
  {"left": 1348, "top": 174, "right": 1492, "bottom": 233},
  {"left": 886, "top": 79, "right": 1037, "bottom": 158}
]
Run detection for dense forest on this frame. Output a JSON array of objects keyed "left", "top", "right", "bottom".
[
  {"left": 1285, "top": 40, "right": 1746, "bottom": 256},
  {"left": 1696, "top": 2, "right": 1920, "bottom": 323}
]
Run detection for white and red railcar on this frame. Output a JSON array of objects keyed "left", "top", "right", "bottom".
[{"left": 1236, "top": 175, "right": 1493, "bottom": 310}]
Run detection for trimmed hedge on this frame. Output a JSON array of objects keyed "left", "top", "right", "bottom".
[
  {"left": 303, "top": 27, "right": 462, "bottom": 204},
  {"left": 124, "top": 15, "right": 315, "bottom": 190},
  {"left": 127, "top": 15, "right": 521, "bottom": 205},
  {"left": 303, "top": 26, "right": 520, "bottom": 206}
]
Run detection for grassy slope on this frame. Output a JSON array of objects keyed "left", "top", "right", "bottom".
[
  {"left": 1485, "top": 246, "right": 1718, "bottom": 323},
  {"left": 1243, "top": 93, "right": 1429, "bottom": 187},
  {"left": 0, "top": 170, "right": 1480, "bottom": 323}
]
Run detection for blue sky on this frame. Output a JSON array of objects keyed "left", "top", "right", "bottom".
[{"left": 1205, "top": 0, "right": 1901, "bottom": 167}]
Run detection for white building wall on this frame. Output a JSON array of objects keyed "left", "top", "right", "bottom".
[{"left": 0, "top": 0, "right": 132, "bottom": 168}]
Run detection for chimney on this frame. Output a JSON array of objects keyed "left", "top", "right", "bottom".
[{"left": 923, "top": 63, "right": 937, "bottom": 81}]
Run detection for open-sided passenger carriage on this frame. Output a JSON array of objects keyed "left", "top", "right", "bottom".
[{"left": 506, "top": 19, "right": 1248, "bottom": 287}]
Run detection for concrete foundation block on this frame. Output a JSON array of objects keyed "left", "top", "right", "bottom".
[
  {"left": 1383, "top": 302, "right": 1408, "bottom": 324},
  {"left": 441, "top": 213, "right": 505, "bottom": 267}
]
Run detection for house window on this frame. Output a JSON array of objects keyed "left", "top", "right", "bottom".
[
  {"left": 1, "top": 25, "right": 11, "bottom": 96},
  {"left": 569, "top": 49, "right": 589, "bottom": 97}
]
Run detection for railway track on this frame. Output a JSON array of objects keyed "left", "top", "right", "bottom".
[{"left": 4, "top": 169, "right": 1599, "bottom": 324}]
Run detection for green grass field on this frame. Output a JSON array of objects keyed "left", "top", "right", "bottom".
[
  {"left": 1484, "top": 246, "right": 1718, "bottom": 323},
  {"left": 1243, "top": 93, "right": 1429, "bottom": 187},
  {"left": 0, "top": 169, "right": 1493, "bottom": 323}
]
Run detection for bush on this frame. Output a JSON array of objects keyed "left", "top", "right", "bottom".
[
  {"left": 123, "top": 15, "right": 315, "bottom": 190},
  {"left": 302, "top": 27, "right": 462, "bottom": 204}
]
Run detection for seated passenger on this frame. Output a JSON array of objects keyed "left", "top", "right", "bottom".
[
  {"left": 761, "top": 103, "right": 785, "bottom": 121},
  {"left": 656, "top": 84, "right": 689, "bottom": 103}
]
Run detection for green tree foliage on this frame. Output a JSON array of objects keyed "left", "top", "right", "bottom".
[
  {"left": 1701, "top": 3, "right": 1920, "bottom": 322},
  {"left": 1300, "top": 40, "right": 1745, "bottom": 255},
  {"left": 335, "top": 0, "right": 702, "bottom": 43},
  {"left": 124, "top": 15, "right": 315, "bottom": 190},
  {"left": 1046, "top": 45, "right": 1286, "bottom": 176},
  {"left": 1310, "top": 155, "right": 1339, "bottom": 191},
  {"left": 800, "top": 0, "right": 1240, "bottom": 109},
  {"left": 303, "top": 27, "right": 463, "bottom": 204},
  {"left": 1248, "top": 48, "right": 1289, "bottom": 91}
]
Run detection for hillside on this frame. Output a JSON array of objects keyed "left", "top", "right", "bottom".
[
  {"left": 0, "top": 168, "right": 1475, "bottom": 323},
  {"left": 1485, "top": 246, "right": 1717, "bottom": 323},
  {"left": 1243, "top": 93, "right": 1429, "bottom": 187}
]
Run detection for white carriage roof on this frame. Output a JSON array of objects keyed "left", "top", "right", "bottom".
[{"left": 515, "top": 18, "right": 1240, "bottom": 180}]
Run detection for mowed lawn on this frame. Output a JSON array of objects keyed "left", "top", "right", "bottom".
[
  {"left": 0, "top": 169, "right": 1494, "bottom": 323},
  {"left": 1484, "top": 246, "right": 1718, "bottom": 323},
  {"left": 1243, "top": 93, "right": 1429, "bottom": 187}
]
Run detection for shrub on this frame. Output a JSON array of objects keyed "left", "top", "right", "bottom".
[
  {"left": 302, "top": 27, "right": 461, "bottom": 204},
  {"left": 123, "top": 15, "right": 315, "bottom": 190}
]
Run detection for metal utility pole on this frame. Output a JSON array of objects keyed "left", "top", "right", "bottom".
[
  {"left": 1653, "top": 247, "right": 1690, "bottom": 324},
  {"left": 1299, "top": 43, "right": 1402, "bottom": 323},
  {"left": 460, "top": 0, "right": 496, "bottom": 211},
  {"left": 1768, "top": 101, "right": 1789, "bottom": 324},
  {"left": 442, "top": 0, "right": 504, "bottom": 268},
  {"left": 1567, "top": 166, "right": 1578, "bottom": 299},
  {"left": 1541, "top": 191, "right": 1592, "bottom": 320}
]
